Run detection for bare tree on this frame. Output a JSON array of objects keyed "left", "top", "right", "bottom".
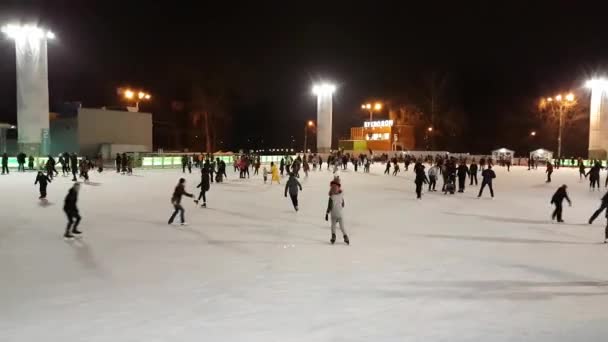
[{"left": 538, "top": 93, "right": 587, "bottom": 158}]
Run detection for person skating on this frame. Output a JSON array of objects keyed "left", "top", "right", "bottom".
[
  {"left": 63, "top": 183, "right": 82, "bottom": 239},
  {"left": 121, "top": 153, "right": 128, "bottom": 174},
  {"left": 35, "top": 171, "right": 52, "bottom": 199},
  {"left": 588, "top": 191, "right": 608, "bottom": 224},
  {"left": 263, "top": 166, "right": 269, "bottom": 183},
  {"left": 384, "top": 160, "right": 391, "bottom": 175},
  {"left": 280, "top": 158, "right": 285, "bottom": 176},
  {"left": 469, "top": 159, "right": 478, "bottom": 186},
  {"left": 79, "top": 159, "right": 90, "bottom": 182},
  {"left": 414, "top": 163, "right": 428, "bottom": 199},
  {"left": 546, "top": 161, "right": 553, "bottom": 183},
  {"left": 586, "top": 162, "right": 601, "bottom": 190},
  {"left": 270, "top": 161, "right": 280, "bottom": 184},
  {"left": 96, "top": 154, "right": 103, "bottom": 173},
  {"left": 550, "top": 184, "right": 571, "bottom": 223},
  {"left": 127, "top": 155, "right": 134, "bottom": 175},
  {"left": 284, "top": 172, "right": 303, "bottom": 211},
  {"left": 303, "top": 157, "right": 310, "bottom": 177},
  {"left": 428, "top": 164, "right": 439, "bottom": 191},
  {"left": 477, "top": 165, "right": 496, "bottom": 198},
  {"left": 579, "top": 159, "right": 586, "bottom": 181},
  {"left": 115, "top": 153, "right": 122, "bottom": 173},
  {"left": 2, "top": 153, "right": 9, "bottom": 174},
  {"left": 59, "top": 155, "right": 68, "bottom": 176},
  {"left": 457, "top": 162, "right": 469, "bottom": 193},
  {"left": 168, "top": 178, "right": 193, "bottom": 225},
  {"left": 325, "top": 178, "right": 348, "bottom": 245},
  {"left": 195, "top": 167, "right": 211, "bottom": 208},
  {"left": 17, "top": 152, "right": 26, "bottom": 172},
  {"left": 28, "top": 155, "right": 34, "bottom": 171},
  {"left": 392, "top": 162, "right": 400, "bottom": 176},
  {"left": 70, "top": 153, "right": 78, "bottom": 181}
]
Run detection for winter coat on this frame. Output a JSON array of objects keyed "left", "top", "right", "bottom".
[
  {"left": 284, "top": 176, "right": 302, "bottom": 196},
  {"left": 64, "top": 188, "right": 78, "bottom": 212},
  {"left": 587, "top": 165, "right": 601, "bottom": 180},
  {"left": 546, "top": 163, "right": 554, "bottom": 173},
  {"left": 70, "top": 155, "right": 78, "bottom": 169},
  {"left": 35, "top": 174, "right": 51, "bottom": 187},
  {"left": 326, "top": 190, "right": 345, "bottom": 218},
  {"left": 457, "top": 164, "right": 469, "bottom": 177},
  {"left": 171, "top": 183, "right": 193, "bottom": 204},
  {"left": 481, "top": 169, "right": 496, "bottom": 183},
  {"left": 271, "top": 164, "right": 280, "bottom": 181},
  {"left": 197, "top": 172, "right": 211, "bottom": 192},
  {"left": 415, "top": 169, "right": 428, "bottom": 184},
  {"left": 469, "top": 163, "right": 478, "bottom": 174},
  {"left": 551, "top": 186, "right": 571, "bottom": 205}
]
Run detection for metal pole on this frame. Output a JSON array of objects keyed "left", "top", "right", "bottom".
[
  {"left": 303, "top": 125, "right": 307, "bottom": 153},
  {"left": 558, "top": 106, "right": 563, "bottom": 158}
]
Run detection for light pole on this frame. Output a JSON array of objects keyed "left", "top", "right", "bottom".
[
  {"left": 312, "top": 83, "right": 336, "bottom": 153},
  {"left": 2, "top": 24, "right": 55, "bottom": 155},
  {"left": 304, "top": 120, "right": 314, "bottom": 153},
  {"left": 121, "top": 88, "right": 151, "bottom": 111},
  {"left": 541, "top": 93, "right": 575, "bottom": 159},
  {"left": 585, "top": 79, "right": 608, "bottom": 159},
  {"left": 361, "top": 102, "right": 383, "bottom": 122},
  {"left": 425, "top": 126, "right": 433, "bottom": 150}
]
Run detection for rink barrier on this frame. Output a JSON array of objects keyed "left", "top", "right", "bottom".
[{"left": 139, "top": 155, "right": 296, "bottom": 169}]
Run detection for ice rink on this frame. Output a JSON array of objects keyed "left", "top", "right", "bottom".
[{"left": 2, "top": 163, "right": 608, "bottom": 341}]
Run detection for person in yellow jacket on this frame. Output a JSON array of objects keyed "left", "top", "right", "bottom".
[{"left": 270, "top": 161, "right": 280, "bottom": 184}]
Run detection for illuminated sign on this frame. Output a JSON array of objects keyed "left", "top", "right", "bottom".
[{"left": 364, "top": 120, "right": 393, "bottom": 128}]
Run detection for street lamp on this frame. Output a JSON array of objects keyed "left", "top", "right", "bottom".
[
  {"left": 121, "top": 88, "right": 151, "bottom": 111},
  {"left": 2, "top": 24, "right": 55, "bottom": 155},
  {"left": 530, "top": 131, "right": 536, "bottom": 136},
  {"left": 361, "top": 101, "right": 383, "bottom": 122},
  {"left": 312, "top": 83, "right": 336, "bottom": 153},
  {"left": 541, "top": 92, "right": 576, "bottom": 159},
  {"left": 304, "top": 120, "right": 315, "bottom": 153}
]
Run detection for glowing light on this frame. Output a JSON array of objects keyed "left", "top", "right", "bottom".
[
  {"left": 565, "top": 93, "right": 575, "bottom": 102},
  {"left": 547, "top": 97, "right": 553, "bottom": 102},
  {"left": 374, "top": 103, "right": 382, "bottom": 110},
  {"left": 138, "top": 91, "right": 145, "bottom": 99},
  {"left": 428, "top": 126, "right": 433, "bottom": 132},
  {"left": 530, "top": 131, "right": 536, "bottom": 136},
  {"left": 1, "top": 24, "right": 55, "bottom": 41},
  {"left": 307, "top": 120, "right": 314, "bottom": 127},
  {"left": 555, "top": 94, "right": 562, "bottom": 101},
  {"left": 312, "top": 83, "right": 336, "bottom": 96},
  {"left": 145, "top": 94, "right": 151, "bottom": 100},
  {"left": 124, "top": 90, "right": 134, "bottom": 99},
  {"left": 361, "top": 104, "right": 366, "bottom": 109}
]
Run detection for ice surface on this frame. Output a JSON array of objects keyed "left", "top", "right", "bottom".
[{"left": 1, "top": 164, "right": 608, "bottom": 341}]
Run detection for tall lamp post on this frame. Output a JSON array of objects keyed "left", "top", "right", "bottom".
[
  {"left": 541, "top": 93, "right": 575, "bottom": 159},
  {"left": 361, "top": 102, "right": 383, "bottom": 122},
  {"left": 121, "top": 88, "right": 151, "bottom": 112},
  {"left": 312, "top": 83, "right": 336, "bottom": 153},
  {"left": 2, "top": 24, "right": 55, "bottom": 155},
  {"left": 303, "top": 120, "right": 314, "bottom": 153},
  {"left": 585, "top": 79, "right": 608, "bottom": 159}
]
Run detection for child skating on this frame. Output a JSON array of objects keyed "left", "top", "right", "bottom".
[
  {"left": 263, "top": 166, "right": 269, "bottom": 183},
  {"left": 284, "top": 172, "right": 303, "bottom": 211},
  {"left": 35, "top": 171, "right": 52, "bottom": 199},
  {"left": 325, "top": 178, "right": 349, "bottom": 245}
]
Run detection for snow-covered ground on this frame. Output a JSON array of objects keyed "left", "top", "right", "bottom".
[{"left": 2, "top": 164, "right": 608, "bottom": 341}]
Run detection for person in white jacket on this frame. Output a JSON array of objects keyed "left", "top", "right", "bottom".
[
  {"left": 325, "top": 178, "right": 349, "bottom": 245},
  {"left": 428, "top": 164, "right": 439, "bottom": 191}
]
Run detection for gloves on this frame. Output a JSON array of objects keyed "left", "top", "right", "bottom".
[{"left": 325, "top": 213, "right": 329, "bottom": 221}]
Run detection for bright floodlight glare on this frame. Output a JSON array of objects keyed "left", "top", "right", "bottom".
[
  {"left": 124, "top": 90, "right": 134, "bottom": 99},
  {"left": 555, "top": 94, "right": 562, "bottom": 101},
  {"left": 566, "top": 93, "right": 575, "bottom": 101},
  {"left": 307, "top": 120, "right": 314, "bottom": 127},
  {"left": 1, "top": 24, "right": 55, "bottom": 41},
  {"left": 138, "top": 91, "right": 145, "bottom": 99},
  {"left": 145, "top": 94, "right": 151, "bottom": 100},
  {"left": 374, "top": 103, "right": 382, "bottom": 110},
  {"left": 547, "top": 97, "right": 553, "bottom": 102},
  {"left": 427, "top": 126, "right": 433, "bottom": 132},
  {"left": 366, "top": 103, "right": 371, "bottom": 109},
  {"left": 312, "top": 83, "right": 336, "bottom": 96}
]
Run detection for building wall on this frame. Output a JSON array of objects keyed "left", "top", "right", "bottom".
[
  {"left": 77, "top": 108, "right": 152, "bottom": 157},
  {"left": 50, "top": 117, "right": 79, "bottom": 155}
]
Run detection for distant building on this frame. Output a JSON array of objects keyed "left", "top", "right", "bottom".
[{"left": 339, "top": 119, "right": 415, "bottom": 152}]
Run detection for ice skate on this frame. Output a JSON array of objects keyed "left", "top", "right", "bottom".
[
  {"left": 64, "top": 232, "right": 74, "bottom": 240},
  {"left": 201, "top": 203, "right": 207, "bottom": 208},
  {"left": 72, "top": 228, "right": 82, "bottom": 235},
  {"left": 194, "top": 200, "right": 199, "bottom": 204},
  {"left": 181, "top": 222, "right": 188, "bottom": 226},
  {"left": 343, "top": 235, "right": 350, "bottom": 245},
  {"left": 330, "top": 233, "right": 336, "bottom": 244}
]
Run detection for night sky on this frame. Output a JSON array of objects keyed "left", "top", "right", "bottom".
[{"left": 1, "top": 1, "right": 608, "bottom": 155}]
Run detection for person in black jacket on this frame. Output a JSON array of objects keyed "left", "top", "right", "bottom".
[
  {"left": 35, "top": 171, "right": 52, "bottom": 199},
  {"left": 121, "top": 153, "right": 128, "bottom": 174},
  {"left": 550, "top": 185, "right": 571, "bottom": 223},
  {"left": 414, "top": 164, "right": 428, "bottom": 199},
  {"left": 284, "top": 173, "right": 303, "bottom": 211},
  {"left": 70, "top": 153, "right": 78, "bottom": 181},
  {"left": 469, "top": 159, "right": 478, "bottom": 186},
  {"left": 28, "top": 155, "right": 35, "bottom": 171},
  {"left": 589, "top": 191, "right": 608, "bottom": 224},
  {"left": 586, "top": 162, "right": 601, "bottom": 190},
  {"left": 384, "top": 160, "right": 391, "bottom": 175},
  {"left": 546, "top": 161, "right": 554, "bottom": 183},
  {"left": 115, "top": 153, "right": 122, "bottom": 173},
  {"left": 63, "top": 183, "right": 82, "bottom": 239},
  {"left": 579, "top": 159, "right": 586, "bottom": 180},
  {"left": 457, "top": 162, "right": 470, "bottom": 193},
  {"left": 1, "top": 153, "right": 8, "bottom": 174},
  {"left": 195, "top": 167, "right": 211, "bottom": 208},
  {"left": 168, "top": 178, "right": 193, "bottom": 225},
  {"left": 17, "top": 152, "right": 26, "bottom": 172},
  {"left": 477, "top": 165, "right": 496, "bottom": 198}
]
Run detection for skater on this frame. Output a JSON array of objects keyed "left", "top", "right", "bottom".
[
  {"left": 384, "top": 160, "right": 391, "bottom": 175},
  {"left": 28, "top": 155, "right": 34, "bottom": 171},
  {"left": 280, "top": 158, "right": 285, "bottom": 176},
  {"left": 96, "top": 154, "right": 103, "bottom": 173},
  {"left": 546, "top": 161, "right": 553, "bottom": 183},
  {"left": 284, "top": 172, "right": 303, "bottom": 211},
  {"left": 115, "top": 153, "right": 122, "bottom": 173},
  {"left": 17, "top": 152, "right": 26, "bottom": 172},
  {"left": 270, "top": 161, "right": 280, "bottom": 184},
  {"left": 70, "top": 153, "right": 78, "bottom": 181},
  {"left": 79, "top": 159, "right": 90, "bottom": 182},
  {"left": 392, "top": 162, "right": 400, "bottom": 176},
  {"left": 263, "top": 166, "right": 269, "bottom": 183},
  {"left": 35, "top": 171, "right": 52, "bottom": 199},
  {"left": 477, "top": 165, "right": 496, "bottom": 198},
  {"left": 121, "top": 153, "right": 128, "bottom": 174},
  {"left": 168, "top": 178, "right": 193, "bottom": 225},
  {"left": 428, "top": 164, "right": 439, "bottom": 191},
  {"left": 579, "top": 159, "right": 586, "bottom": 180},
  {"left": 63, "top": 183, "right": 82, "bottom": 239},
  {"left": 586, "top": 162, "right": 601, "bottom": 190},
  {"left": 469, "top": 159, "right": 478, "bottom": 186},
  {"left": 414, "top": 164, "right": 428, "bottom": 199},
  {"left": 59, "top": 155, "right": 68, "bottom": 176},
  {"left": 194, "top": 167, "right": 210, "bottom": 208},
  {"left": 2, "top": 153, "right": 9, "bottom": 174},
  {"left": 550, "top": 184, "right": 571, "bottom": 223},
  {"left": 325, "top": 178, "right": 349, "bottom": 245},
  {"left": 588, "top": 191, "right": 608, "bottom": 224},
  {"left": 457, "top": 162, "right": 469, "bottom": 192}
]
